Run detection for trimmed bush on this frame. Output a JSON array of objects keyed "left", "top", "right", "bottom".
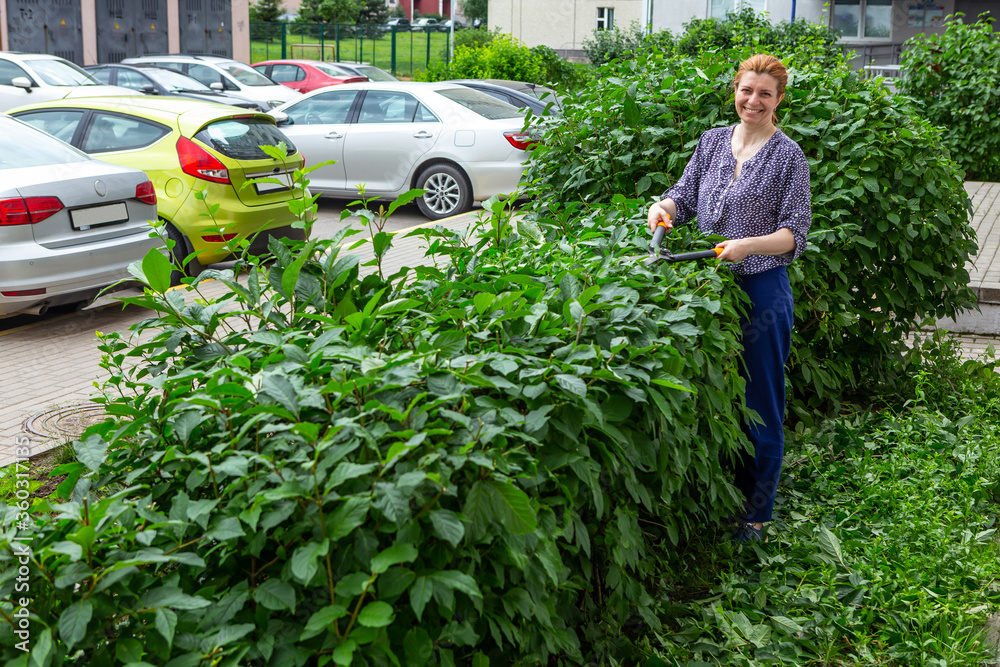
[
  {"left": 521, "top": 47, "right": 978, "bottom": 412},
  {"left": 677, "top": 8, "right": 843, "bottom": 66},
  {"left": 898, "top": 15, "right": 1000, "bottom": 181},
  {"left": 0, "top": 195, "right": 751, "bottom": 664}
]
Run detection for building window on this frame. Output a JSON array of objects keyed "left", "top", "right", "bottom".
[
  {"left": 597, "top": 7, "right": 615, "bottom": 30},
  {"left": 710, "top": 0, "right": 766, "bottom": 19},
  {"left": 832, "top": 0, "right": 893, "bottom": 39}
]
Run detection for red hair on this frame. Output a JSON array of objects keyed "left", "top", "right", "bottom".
[{"left": 733, "top": 54, "right": 788, "bottom": 125}]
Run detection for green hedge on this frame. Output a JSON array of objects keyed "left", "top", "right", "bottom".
[
  {"left": 521, "top": 47, "right": 978, "bottom": 413},
  {"left": 898, "top": 15, "right": 1000, "bottom": 181},
  {"left": 0, "top": 198, "right": 749, "bottom": 664}
]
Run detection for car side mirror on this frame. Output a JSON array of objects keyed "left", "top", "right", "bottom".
[
  {"left": 210, "top": 82, "right": 224, "bottom": 91},
  {"left": 269, "top": 111, "right": 290, "bottom": 126},
  {"left": 11, "top": 77, "right": 32, "bottom": 90},
  {"left": 139, "top": 85, "right": 157, "bottom": 94}
]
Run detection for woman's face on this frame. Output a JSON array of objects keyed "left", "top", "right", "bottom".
[{"left": 734, "top": 71, "right": 783, "bottom": 128}]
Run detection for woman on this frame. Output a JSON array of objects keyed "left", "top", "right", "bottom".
[{"left": 646, "top": 53, "right": 812, "bottom": 543}]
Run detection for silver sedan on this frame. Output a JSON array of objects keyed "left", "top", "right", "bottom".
[
  {"left": 0, "top": 115, "right": 160, "bottom": 318},
  {"left": 271, "top": 82, "right": 531, "bottom": 219}
]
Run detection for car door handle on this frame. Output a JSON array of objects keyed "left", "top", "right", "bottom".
[
  {"left": 324, "top": 131, "right": 343, "bottom": 140},
  {"left": 413, "top": 130, "right": 433, "bottom": 139}
]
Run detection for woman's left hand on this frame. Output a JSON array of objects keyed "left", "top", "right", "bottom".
[{"left": 714, "top": 238, "right": 752, "bottom": 263}]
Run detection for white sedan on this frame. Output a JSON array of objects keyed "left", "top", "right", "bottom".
[{"left": 271, "top": 82, "right": 531, "bottom": 219}]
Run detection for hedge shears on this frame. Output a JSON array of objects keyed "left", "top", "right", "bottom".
[{"left": 645, "top": 217, "right": 724, "bottom": 267}]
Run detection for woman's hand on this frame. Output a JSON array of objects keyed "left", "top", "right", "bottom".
[
  {"left": 714, "top": 238, "right": 752, "bottom": 263},
  {"left": 647, "top": 200, "right": 675, "bottom": 232}
]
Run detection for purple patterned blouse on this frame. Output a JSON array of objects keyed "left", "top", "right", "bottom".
[{"left": 662, "top": 126, "right": 812, "bottom": 276}]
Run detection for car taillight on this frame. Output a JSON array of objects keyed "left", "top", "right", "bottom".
[
  {"left": 2, "top": 288, "right": 45, "bottom": 297},
  {"left": 202, "top": 233, "right": 238, "bottom": 243},
  {"left": 0, "top": 197, "right": 64, "bottom": 226},
  {"left": 176, "top": 136, "right": 230, "bottom": 184},
  {"left": 504, "top": 131, "right": 537, "bottom": 151},
  {"left": 135, "top": 180, "right": 157, "bottom": 205}
]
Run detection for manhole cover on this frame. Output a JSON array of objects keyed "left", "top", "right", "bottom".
[{"left": 25, "top": 404, "right": 107, "bottom": 441}]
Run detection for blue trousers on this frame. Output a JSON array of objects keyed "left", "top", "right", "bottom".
[{"left": 734, "top": 266, "right": 793, "bottom": 523}]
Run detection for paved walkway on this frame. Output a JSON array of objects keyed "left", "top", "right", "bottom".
[
  {"left": 962, "top": 182, "right": 1000, "bottom": 303},
  {"left": 3, "top": 185, "right": 1000, "bottom": 469}
]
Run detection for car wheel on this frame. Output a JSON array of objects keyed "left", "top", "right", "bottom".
[
  {"left": 415, "top": 164, "right": 472, "bottom": 220},
  {"left": 164, "top": 223, "right": 205, "bottom": 284}
]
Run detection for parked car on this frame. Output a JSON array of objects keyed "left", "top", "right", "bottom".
[
  {"left": 271, "top": 82, "right": 530, "bottom": 220},
  {"left": 0, "top": 114, "right": 159, "bottom": 317},
  {"left": 437, "top": 19, "right": 464, "bottom": 32},
  {"left": 322, "top": 62, "right": 398, "bottom": 82},
  {"left": 381, "top": 17, "right": 410, "bottom": 31},
  {"left": 0, "top": 52, "right": 140, "bottom": 112},
  {"left": 251, "top": 60, "right": 368, "bottom": 94},
  {"left": 85, "top": 64, "right": 266, "bottom": 110},
  {"left": 447, "top": 79, "right": 564, "bottom": 116},
  {"left": 120, "top": 54, "right": 301, "bottom": 110},
  {"left": 9, "top": 97, "right": 312, "bottom": 277},
  {"left": 410, "top": 18, "right": 439, "bottom": 31}
]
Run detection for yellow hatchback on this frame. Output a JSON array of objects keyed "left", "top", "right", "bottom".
[{"left": 9, "top": 97, "right": 312, "bottom": 275}]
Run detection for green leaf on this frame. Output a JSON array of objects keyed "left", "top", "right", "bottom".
[
  {"left": 141, "top": 248, "right": 174, "bottom": 293},
  {"left": 432, "top": 330, "right": 466, "bottom": 356},
  {"left": 409, "top": 577, "right": 434, "bottom": 620},
  {"left": 156, "top": 607, "right": 177, "bottom": 648},
  {"left": 115, "top": 637, "right": 144, "bottom": 663},
  {"left": 554, "top": 374, "right": 587, "bottom": 398},
  {"left": 333, "top": 639, "right": 357, "bottom": 666},
  {"left": 388, "top": 188, "right": 425, "bottom": 217},
  {"left": 464, "top": 480, "right": 537, "bottom": 534},
  {"left": 429, "top": 509, "right": 465, "bottom": 547},
  {"left": 291, "top": 539, "right": 330, "bottom": 583},
  {"left": 370, "top": 542, "right": 418, "bottom": 574},
  {"left": 328, "top": 497, "right": 370, "bottom": 539},
  {"left": 301, "top": 605, "right": 349, "bottom": 641},
  {"left": 429, "top": 571, "right": 482, "bottom": 599},
  {"left": 58, "top": 599, "right": 92, "bottom": 649},
  {"left": 73, "top": 434, "right": 107, "bottom": 473},
  {"left": 404, "top": 627, "right": 434, "bottom": 667},
  {"left": 357, "top": 601, "right": 395, "bottom": 628},
  {"left": 817, "top": 524, "right": 844, "bottom": 564},
  {"left": 253, "top": 579, "right": 296, "bottom": 612},
  {"left": 771, "top": 615, "right": 804, "bottom": 634}
]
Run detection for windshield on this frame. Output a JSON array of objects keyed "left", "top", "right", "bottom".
[
  {"left": 0, "top": 117, "right": 89, "bottom": 168},
  {"left": 436, "top": 87, "right": 523, "bottom": 120},
  {"left": 27, "top": 59, "right": 99, "bottom": 86},
  {"left": 194, "top": 118, "right": 297, "bottom": 160},
  {"left": 221, "top": 63, "right": 278, "bottom": 87},
  {"left": 357, "top": 66, "right": 397, "bottom": 82},
  {"left": 313, "top": 63, "right": 354, "bottom": 77},
  {"left": 144, "top": 68, "right": 212, "bottom": 92}
]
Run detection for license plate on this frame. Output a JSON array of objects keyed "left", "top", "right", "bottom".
[
  {"left": 248, "top": 170, "right": 293, "bottom": 195},
  {"left": 70, "top": 202, "right": 128, "bottom": 230}
]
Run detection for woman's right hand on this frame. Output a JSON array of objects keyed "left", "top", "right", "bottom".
[{"left": 647, "top": 200, "right": 674, "bottom": 233}]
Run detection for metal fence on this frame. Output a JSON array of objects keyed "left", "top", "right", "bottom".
[{"left": 250, "top": 22, "right": 452, "bottom": 78}]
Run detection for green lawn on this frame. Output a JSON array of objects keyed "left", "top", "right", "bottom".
[{"left": 250, "top": 23, "right": 453, "bottom": 79}]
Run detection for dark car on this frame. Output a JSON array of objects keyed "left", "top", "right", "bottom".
[
  {"left": 446, "top": 79, "right": 564, "bottom": 116},
  {"left": 381, "top": 17, "right": 411, "bottom": 31},
  {"left": 85, "top": 64, "right": 266, "bottom": 111},
  {"left": 437, "top": 19, "right": 464, "bottom": 32}
]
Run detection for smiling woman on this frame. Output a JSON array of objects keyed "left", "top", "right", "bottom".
[{"left": 646, "top": 53, "right": 812, "bottom": 544}]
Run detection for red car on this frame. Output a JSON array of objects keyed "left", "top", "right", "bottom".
[{"left": 251, "top": 60, "right": 368, "bottom": 94}]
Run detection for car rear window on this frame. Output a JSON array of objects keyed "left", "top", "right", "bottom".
[
  {"left": 0, "top": 117, "right": 89, "bottom": 169},
  {"left": 194, "top": 118, "right": 297, "bottom": 160},
  {"left": 436, "top": 87, "right": 523, "bottom": 120}
]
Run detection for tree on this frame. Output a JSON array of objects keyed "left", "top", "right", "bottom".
[
  {"left": 358, "top": 0, "right": 388, "bottom": 25},
  {"left": 249, "top": 0, "right": 283, "bottom": 22},
  {"left": 462, "top": 0, "right": 487, "bottom": 23},
  {"left": 297, "top": 0, "right": 360, "bottom": 23}
]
